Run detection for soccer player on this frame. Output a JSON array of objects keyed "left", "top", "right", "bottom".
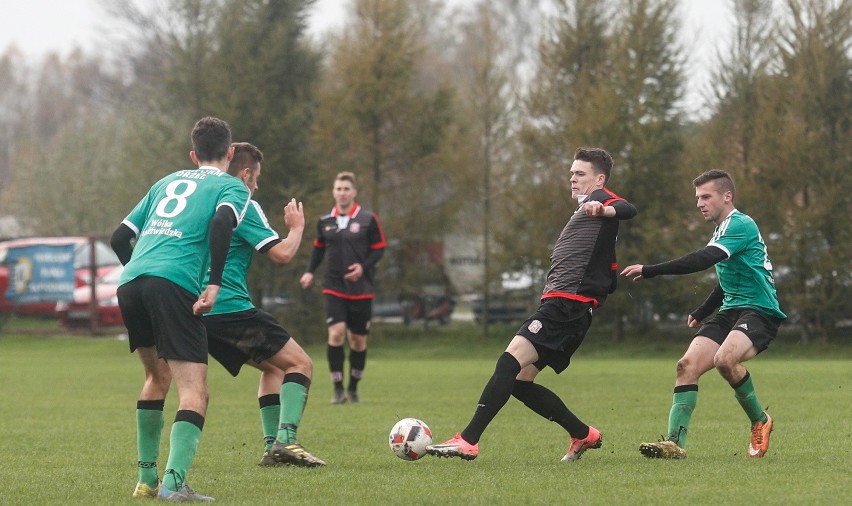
[
  {"left": 621, "top": 169, "right": 786, "bottom": 459},
  {"left": 111, "top": 117, "right": 251, "bottom": 502},
  {"left": 299, "top": 172, "right": 386, "bottom": 404},
  {"left": 202, "top": 142, "right": 325, "bottom": 468},
  {"left": 427, "top": 147, "right": 637, "bottom": 461}
]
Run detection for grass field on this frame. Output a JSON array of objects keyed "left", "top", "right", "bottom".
[{"left": 0, "top": 322, "right": 849, "bottom": 505}]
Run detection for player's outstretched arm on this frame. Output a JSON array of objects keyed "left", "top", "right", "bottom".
[{"left": 626, "top": 246, "right": 727, "bottom": 281}]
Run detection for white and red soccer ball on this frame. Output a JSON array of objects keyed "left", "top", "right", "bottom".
[{"left": 388, "top": 418, "right": 432, "bottom": 461}]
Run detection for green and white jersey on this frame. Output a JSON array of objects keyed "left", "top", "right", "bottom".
[
  {"left": 119, "top": 166, "right": 251, "bottom": 295},
  {"left": 206, "top": 200, "right": 279, "bottom": 315},
  {"left": 708, "top": 210, "right": 786, "bottom": 319}
]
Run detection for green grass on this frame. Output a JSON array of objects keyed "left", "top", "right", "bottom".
[{"left": 0, "top": 324, "right": 849, "bottom": 505}]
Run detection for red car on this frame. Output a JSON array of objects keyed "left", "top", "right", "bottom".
[
  {"left": 0, "top": 237, "right": 121, "bottom": 317},
  {"left": 56, "top": 265, "right": 124, "bottom": 328}
]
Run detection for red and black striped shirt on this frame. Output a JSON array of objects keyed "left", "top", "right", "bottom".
[{"left": 541, "top": 188, "right": 636, "bottom": 309}]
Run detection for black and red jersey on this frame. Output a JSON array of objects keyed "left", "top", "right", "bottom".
[
  {"left": 309, "top": 203, "right": 386, "bottom": 299},
  {"left": 541, "top": 188, "right": 636, "bottom": 308}
]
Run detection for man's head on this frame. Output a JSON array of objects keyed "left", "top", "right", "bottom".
[
  {"left": 190, "top": 116, "right": 233, "bottom": 164},
  {"left": 333, "top": 171, "right": 358, "bottom": 212},
  {"left": 569, "top": 147, "right": 613, "bottom": 200},
  {"left": 693, "top": 169, "right": 735, "bottom": 224},
  {"left": 228, "top": 142, "right": 264, "bottom": 195}
]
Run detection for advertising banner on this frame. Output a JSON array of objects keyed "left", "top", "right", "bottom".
[{"left": 5, "top": 244, "right": 76, "bottom": 303}]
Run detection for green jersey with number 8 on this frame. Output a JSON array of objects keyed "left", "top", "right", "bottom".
[
  {"left": 707, "top": 210, "right": 786, "bottom": 319},
  {"left": 119, "top": 166, "right": 251, "bottom": 295}
]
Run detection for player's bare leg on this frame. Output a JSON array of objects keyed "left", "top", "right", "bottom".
[
  {"left": 640, "top": 337, "right": 716, "bottom": 459},
  {"left": 715, "top": 331, "right": 772, "bottom": 457}
]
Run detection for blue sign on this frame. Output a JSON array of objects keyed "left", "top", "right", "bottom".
[{"left": 5, "top": 244, "right": 76, "bottom": 303}]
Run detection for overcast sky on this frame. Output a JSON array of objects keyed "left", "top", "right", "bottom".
[{"left": 0, "top": 0, "right": 733, "bottom": 117}]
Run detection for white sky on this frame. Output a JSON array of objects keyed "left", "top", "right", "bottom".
[{"left": 0, "top": 0, "right": 733, "bottom": 116}]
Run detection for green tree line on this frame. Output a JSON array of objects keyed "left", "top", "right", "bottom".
[{"left": 0, "top": 0, "right": 848, "bottom": 341}]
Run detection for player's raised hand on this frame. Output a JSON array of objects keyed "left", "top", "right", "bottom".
[
  {"left": 283, "top": 198, "right": 305, "bottom": 231},
  {"left": 620, "top": 264, "right": 645, "bottom": 281}
]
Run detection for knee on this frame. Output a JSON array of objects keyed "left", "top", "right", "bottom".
[
  {"left": 675, "top": 356, "right": 692, "bottom": 377},
  {"left": 495, "top": 352, "right": 522, "bottom": 379},
  {"left": 297, "top": 354, "right": 313, "bottom": 377},
  {"left": 349, "top": 334, "right": 367, "bottom": 350},
  {"left": 713, "top": 352, "right": 735, "bottom": 377},
  {"left": 327, "top": 326, "right": 346, "bottom": 345}
]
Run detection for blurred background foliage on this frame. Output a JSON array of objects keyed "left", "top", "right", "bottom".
[{"left": 0, "top": 0, "right": 848, "bottom": 342}]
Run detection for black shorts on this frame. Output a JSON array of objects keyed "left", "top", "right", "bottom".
[
  {"left": 515, "top": 298, "right": 594, "bottom": 373},
  {"left": 117, "top": 276, "right": 208, "bottom": 364},
  {"left": 324, "top": 294, "right": 372, "bottom": 335},
  {"left": 203, "top": 308, "right": 292, "bottom": 377},
  {"left": 696, "top": 308, "right": 782, "bottom": 353}
]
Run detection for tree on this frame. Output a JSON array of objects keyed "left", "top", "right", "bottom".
[
  {"left": 0, "top": 49, "right": 133, "bottom": 237},
  {"left": 0, "top": 47, "right": 29, "bottom": 194},
  {"left": 312, "top": 0, "right": 465, "bottom": 301},
  {"left": 519, "top": 0, "right": 688, "bottom": 339},
  {"left": 602, "top": 0, "right": 689, "bottom": 338},
  {"left": 209, "top": 0, "right": 322, "bottom": 202},
  {"left": 708, "top": 0, "right": 777, "bottom": 177},
  {"left": 515, "top": 0, "right": 613, "bottom": 283},
  {"left": 4, "top": 114, "right": 135, "bottom": 236},
  {"left": 750, "top": 0, "right": 852, "bottom": 340},
  {"left": 106, "top": 0, "right": 223, "bottom": 120},
  {"left": 446, "top": 1, "right": 541, "bottom": 336}
]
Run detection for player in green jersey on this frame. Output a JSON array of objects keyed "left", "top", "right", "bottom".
[
  {"left": 111, "top": 117, "right": 251, "bottom": 502},
  {"left": 202, "top": 142, "right": 325, "bottom": 468},
  {"left": 621, "top": 169, "right": 786, "bottom": 459}
]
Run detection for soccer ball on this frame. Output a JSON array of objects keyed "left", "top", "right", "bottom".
[{"left": 388, "top": 418, "right": 432, "bottom": 461}]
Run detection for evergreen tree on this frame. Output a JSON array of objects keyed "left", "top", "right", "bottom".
[
  {"left": 520, "top": 0, "right": 687, "bottom": 338},
  {"left": 312, "top": 0, "right": 464, "bottom": 301},
  {"left": 751, "top": 0, "right": 852, "bottom": 339}
]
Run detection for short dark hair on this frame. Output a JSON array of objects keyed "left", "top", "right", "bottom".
[
  {"left": 574, "top": 147, "right": 613, "bottom": 182},
  {"left": 336, "top": 171, "right": 357, "bottom": 188},
  {"left": 228, "top": 142, "right": 263, "bottom": 177},
  {"left": 191, "top": 116, "right": 232, "bottom": 162},
  {"left": 693, "top": 169, "right": 735, "bottom": 199}
]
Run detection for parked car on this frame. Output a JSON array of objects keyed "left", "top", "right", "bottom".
[
  {"left": 0, "top": 237, "right": 121, "bottom": 317},
  {"left": 471, "top": 290, "right": 534, "bottom": 324},
  {"left": 56, "top": 265, "right": 124, "bottom": 328},
  {"left": 373, "top": 286, "right": 456, "bottom": 325},
  {"left": 402, "top": 294, "right": 456, "bottom": 325},
  {"left": 260, "top": 290, "right": 294, "bottom": 311}
]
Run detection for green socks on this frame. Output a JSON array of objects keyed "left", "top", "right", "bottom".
[
  {"left": 664, "top": 372, "right": 766, "bottom": 450},
  {"left": 258, "top": 394, "right": 280, "bottom": 451},
  {"left": 163, "top": 411, "right": 204, "bottom": 491},
  {"left": 276, "top": 373, "right": 310, "bottom": 444},
  {"left": 667, "top": 385, "right": 698, "bottom": 447},
  {"left": 136, "top": 400, "right": 165, "bottom": 487},
  {"left": 732, "top": 372, "right": 767, "bottom": 425}
]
